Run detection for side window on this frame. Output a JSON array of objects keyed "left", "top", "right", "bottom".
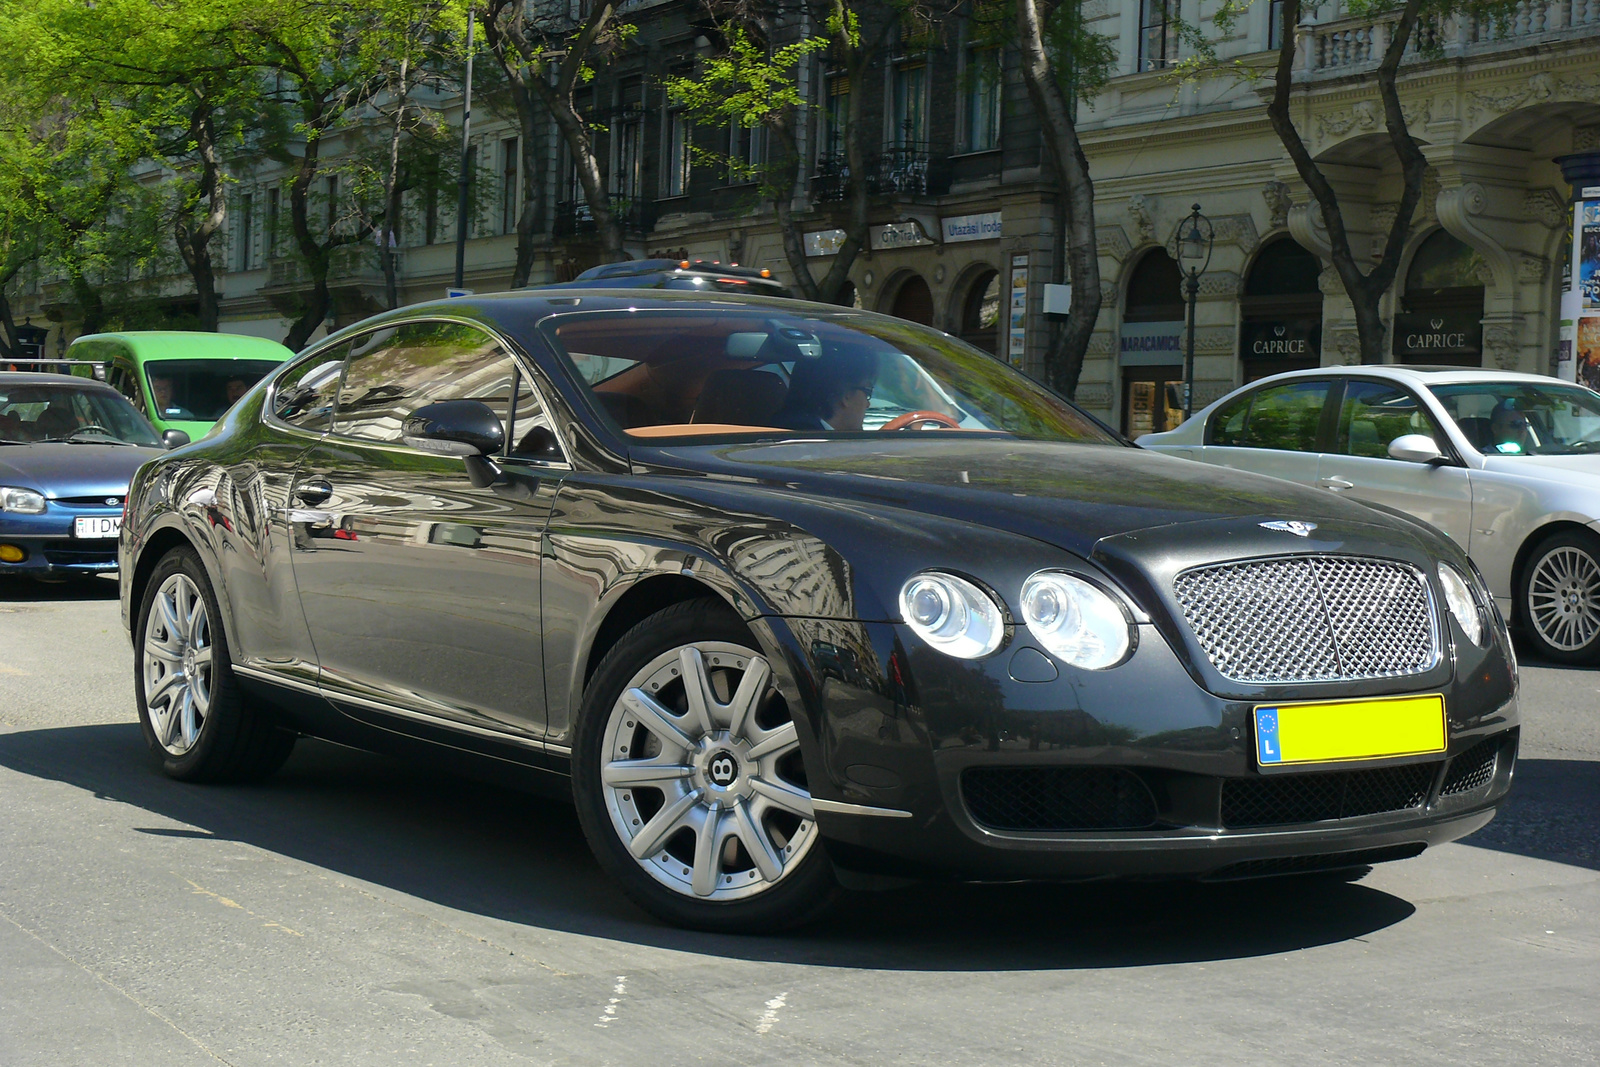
[
  {"left": 332, "top": 321, "right": 551, "bottom": 452},
  {"left": 273, "top": 345, "right": 348, "bottom": 431},
  {"left": 108, "top": 365, "right": 143, "bottom": 412},
  {"left": 1209, "top": 393, "right": 1251, "bottom": 445},
  {"left": 1239, "top": 379, "right": 1331, "bottom": 452},
  {"left": 1337, "top": 381, "right": 1440, "bottom": 458}
]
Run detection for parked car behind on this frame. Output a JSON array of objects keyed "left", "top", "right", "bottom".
[
  {"left": 1, "top": 373, "right": 174, "bottom": 580},
  {"left": 67, "top": 331, "right": 293, "bottom": 442},
  {"left": 118, "top": 292, "right": 1517, "bottom": 932},
  {"left": 1140, "top": 366, "right": 1600, "bottom": 663}
]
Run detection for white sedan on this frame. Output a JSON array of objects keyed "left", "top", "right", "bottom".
[{"left": 1140, "top": 366, "right": 1600, "bottom": 663}]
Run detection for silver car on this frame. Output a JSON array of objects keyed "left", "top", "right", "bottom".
[{"left": 1140, "top": 366, "right": 1600, "bottom": 664}]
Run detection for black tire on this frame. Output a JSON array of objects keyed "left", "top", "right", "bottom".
[
  {"left": 134, "top": 546, "right": 296, "bottom": 782},
  {"left": 1515, "top": 528, "right": 1600, "bottom": 665},
  {"left": 572, "top": 598, "right": 839, "bottom": 933}
]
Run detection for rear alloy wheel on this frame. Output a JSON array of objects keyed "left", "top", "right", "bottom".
[
  {"left": 1518, "top": 530, "right": 1600, "bottom": 664},
  {"left": 573, "top": 600, "right": 837, "bottom": 932},
  {"left": 135, "top": 547, "right": 296, "bottom": 781}
]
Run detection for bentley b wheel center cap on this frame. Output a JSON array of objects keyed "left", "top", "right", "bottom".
[{"left": 694, "top": 735, "right": 751, "bottom": 796}]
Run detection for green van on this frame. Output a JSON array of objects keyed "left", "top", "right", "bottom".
[{"left": 66, "top": 332, "right": 294, "bottom": 439}]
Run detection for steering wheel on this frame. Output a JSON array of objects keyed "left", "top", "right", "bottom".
[
  {"left": 65, "top": 425, "right": 114, "bottom": 440},
  {"left": 878, "top": 410, "right": 961, "bottom": 431}
]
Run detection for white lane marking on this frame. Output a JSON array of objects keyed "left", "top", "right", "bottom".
[
  {"left": 756, "top": 990, "right": 788, "bottom": 1034},
  {"left": 595, "top": 975, "right": 628, "bottom": 1028}
]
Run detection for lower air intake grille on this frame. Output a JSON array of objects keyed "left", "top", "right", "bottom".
[
  {"left": 1439, "top": 736, "right": 1501, "bottom": 797},
  {"left": 1203, "top": 843, "right": 1427, "bottom": 881},
  {"left": 1221, "top": 763, "right": 1436, "bottom": 828},
  {"left": 962, "top": 767, "right": 1158, "bottom": 832},
  {"left": 41, "top": 545, "right": 117, "bottom": 567}
]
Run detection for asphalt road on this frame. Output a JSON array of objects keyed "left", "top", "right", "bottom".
[{"left": 1, "top": 576, "right": 1596, "bottom": 1066}]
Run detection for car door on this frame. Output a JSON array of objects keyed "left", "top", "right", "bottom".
[
  {"left": 288, "top": 320, "right": 564, "bottom": 738},
  {"left": 1197, "top": 378, "right": 1333, "bottom": 488},
  {"left": 1315, "top": 378, "right": 1473, "bottom": 546}
]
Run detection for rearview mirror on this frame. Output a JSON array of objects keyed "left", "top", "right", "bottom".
[
  {"left": 162, "top": 429, "right": 191, "bottom": 450},
  {"left": 1388, "top": 434, "right": 1443, "bottom": 464}
]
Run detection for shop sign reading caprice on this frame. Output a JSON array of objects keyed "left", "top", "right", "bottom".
[
  {"left": 1240, "top": 319, "right": 1321, "bottom": 360},
  {"left": 1392, "top": 311, "right": 1481, "bottom": 358}
]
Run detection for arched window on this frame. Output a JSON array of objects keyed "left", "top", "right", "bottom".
[
  {"left": 1396, "top": 230, "right": 1485, "bottom": 367},
  {"left": 1240, "top": 238, "right": 1322, "bottom": 382},
  {"left": 958, "top": 269, "right": 1001, "bottom": 354},
  {"left": 888, "top": 274, "right": 934, "bottom": 325},
  {"left": 1119, "top": 250, "right": 1186, "bottom": 437},
  {"left": 1124, "top": 250, "right": 1184, "bottom": 322}
]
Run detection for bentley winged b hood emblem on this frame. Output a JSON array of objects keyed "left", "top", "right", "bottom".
[{"left": 1260, "top": 520, "right": 1318, "bottom": 537}]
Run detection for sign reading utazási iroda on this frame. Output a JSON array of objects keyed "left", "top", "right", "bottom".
[{"left": 942, "top": 212, "right": 1002, "bottom": 243}]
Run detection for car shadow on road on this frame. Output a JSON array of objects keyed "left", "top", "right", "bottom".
[
  {"left": 0, "top": 575, "right": 119, "bottom": 602},
  {"left": 1461, "top": 757, "right": 1600, "bottom": 871},
  {"left": 0, "top": 720, "right": 1434, "bottom": 970}
]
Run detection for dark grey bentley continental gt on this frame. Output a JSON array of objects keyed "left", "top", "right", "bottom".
[{"left": 119, "top": 292, "right": 1519, "bottom": 932}]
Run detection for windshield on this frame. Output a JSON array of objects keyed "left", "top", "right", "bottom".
[
  {"left": 144, "top": 358, "right": 283, "bottom": 422},
  {"left": 0, "top": 383, "right": 161, "bottom": 446},
  {"left": 541, "top": 309, "right": 1114, "bottom": 444},
  {"left": 1429, "top": 381, "right": 1600, "bottom": 457}
]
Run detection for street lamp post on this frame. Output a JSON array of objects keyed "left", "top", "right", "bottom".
[{"left": 1178, "top": 203, "right": 1214, "bottom": 421}]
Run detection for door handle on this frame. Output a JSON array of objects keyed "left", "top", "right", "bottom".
[
  {"left": 1318, "top": 476, "right": 1354, "bottom": 491},
  {"left": 295, "top": 479, "right": 333, "bottom": 507}
]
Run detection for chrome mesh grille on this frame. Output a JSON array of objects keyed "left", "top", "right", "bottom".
[{"left": 1173, "top": 555, "right": 1438, "bottom": 683}]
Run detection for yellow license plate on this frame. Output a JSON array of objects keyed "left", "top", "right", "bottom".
[{"left": 1253, "top": 694, "right": 1446, "bottom": 767}]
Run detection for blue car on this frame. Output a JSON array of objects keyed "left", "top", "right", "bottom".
[{"left": 0, "top": 373, "right": 173, "bottom": 580}]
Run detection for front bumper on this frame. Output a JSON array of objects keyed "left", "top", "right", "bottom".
[
  {"left": 770, "top": 614, "right": 1519, "bottom": 883},
  {"left": 1, "top": 508, "right": 122, "bottom": 576}
]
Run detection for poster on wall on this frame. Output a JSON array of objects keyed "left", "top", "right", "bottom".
[
  {"left": 1577, "top": 317, "right": 1600, "bottom": 393},
  {"left": 1008, "top": 254, "right": 1029, "bottom": 367},
  {"left": 1580, "top": 202, "right": 1600, "bottom": 311}
]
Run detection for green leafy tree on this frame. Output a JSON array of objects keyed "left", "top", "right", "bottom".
[{"left": 482, "top": 0, "right": 637, "bottom": 273}]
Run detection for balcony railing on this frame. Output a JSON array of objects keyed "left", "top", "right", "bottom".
[
  {"left": 553, "top": 195, "right": 655, "bottom": 237},
  {"left": 1306, "top": 1, "right": 1600, "bottom": 76},
  {"left": 812, "top": 143, "right": 939, "bottom": 203}
]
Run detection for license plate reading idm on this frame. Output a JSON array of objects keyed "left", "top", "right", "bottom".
[{"left": 74, "top": 516, "right": 121, "bottom": 539}]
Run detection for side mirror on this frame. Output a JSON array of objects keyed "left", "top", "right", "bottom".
[
  {"left": 402, "top": 400, "right": 505, "bottom": 457},
  {"left": 1388, "top": 433, "right": 1443, "bottom": 464},
  {"left": 162, "top": 429, "right": 191, "bottom": 450},
  {"left": 402, "top": 400, "right": 507, "bottom": 488}
]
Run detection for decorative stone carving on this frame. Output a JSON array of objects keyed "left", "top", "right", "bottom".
[
  {"left": 1368, "top": 205, "right": 1399, "bottom": 262},
  {"left": 1523, "top": 188, "right": 1567, "bottom": 230},
  {"left": 1469, "top": 72, "right": 1596, "bottom": 123},
  {"left": 1557, "top": 75, "right": 1600, "bottom": 103},
  {"left": 1331, "top": 329, "right": 1361, "bottom": 365},
  {"left": 1576, "top": 127, "right": 1600, "bottom": 152},
  {"left": 1127, "top": 194, "right": 1156, "bottom": 244},
  {"left": 1318, "top": 265, "right": 1344, "bottom": 296},
  {"left": 1318, "top": 100, "right": 1379, "bottom": 142},
  {"left": 1074, "top": 382, "right": 1112, "bottom": 408},
  {"left": 1194, "top": 326, "right": 1236, "bottom": 354},
  {"left": 1484, "top": 325, "right": 1519, "bottom": 371},
  {"left": 1262, "top": 182, "right": 1292, "bottom": 230},
  {"left": 1516, "top": 253, "right": 1547, "bottom": 283},
  {"left": 1400, "top": 98, "right": 1431, "bottom": 130},
  {"left": 1097, "top": 225, "right": 1131, "bottom": 260},
  {"left": 1212, "top": 214, "right": 1259, "bottom": 256},
  {"left": 1194, "top": 382, "right": 1234, "bottom": 409},
  {"left": 1289, "top": 201, "right": 1332, "bottom": 260},
  {"left": 1087, "top": 333, "right": 1116, "bottom": 357},
  {"left": 1197, "top": 271, "right": 1242, "bottom": 298},
  {"left": 1436, "top": 182, "right": 1509, "bottom": 288},
  {"left": 1100, "top": 281, "right": 1117, "bottom": 305}
]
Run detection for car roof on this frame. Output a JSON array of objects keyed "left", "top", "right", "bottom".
[
  {"left": 0, "top": 372, "right": 121, "bottom": 392},
  {"left": 1241, "top": 365, "right": 1577, "bottom": 389},
  {"left": 68, "top": 331, "right": 295, "bottom": 363}
]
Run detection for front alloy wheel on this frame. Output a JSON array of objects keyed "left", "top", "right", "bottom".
[
  {"left": 574, "top": 600, "right": 837, "bottom": 931},
  {"left": 143, "top": 572, "right": 213, "bottom": 755},
  {"left": 1519, "top": 529, "right": 1600, "bottom": 663}
]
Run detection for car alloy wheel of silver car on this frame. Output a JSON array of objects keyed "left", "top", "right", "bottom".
[
  {"left": 1526, "top": 543, "right": 1600, "bottom": 653},
  {"left": 600, "top": 640, "right": 818, "bottom": 901},
  {"left": 142, "top": 572, "right": 213, "bottom": 755}
]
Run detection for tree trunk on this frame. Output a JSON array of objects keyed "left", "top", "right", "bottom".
[
  {"left": 536, "top": 1, "right": 625, "bottom": 262},
  {"left": 282, "top": 130, "right": 333, "bottom": 351},
  {"left": 512, "top": 85, "right": 545, "bottom": 288},
  {"left": 1016, "top": 0, "right": 1101, "bottom": 398},
  {"left": 174, "top": 103, "right": 227, "bottom": 331},
  {"left": 1265, "top": 0, "right": 1430, "bottom": 365},
  {"left": 766, "top": 112, "right": 821, "bottom": 301},
  {"left": 381, "top": 60, "right": 409, "bottom": 311}
]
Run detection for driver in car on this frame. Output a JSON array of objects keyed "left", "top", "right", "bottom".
[
  {"left": 775, "top": 348, "right": 879, "bottom": 432},
  {"left": 1490, "top": 401, "right": 1539, "bottom": 454},
  {"left": 149, "top": 373, "right": 193, "bottom": 420}
]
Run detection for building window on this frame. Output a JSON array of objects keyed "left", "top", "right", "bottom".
[
  {"left": 729, "top": 123, "right": 763, "bottom": 183},
  {"left": 615, "top": 111, "right": 642, "bottom": 202},
  {"left": 1140, "top": 0, "right": 1178, "bottom": 71},
  {"left": 891, "top": 60, "right": 927, "bottom": 148},
  {"left": 265, "top": 187, "right": 279, "bottom": 258},
  {"left": 964, "top": 46, "right": 1001, "bottom": 152},
  {"left": 665, "top": 110, "right": 690, "bottom": 197},
  {"left": 501, "top": 136, "right": 519, "bottom": 235},
  {"left": 822, "top": 71, "right": 850, "bottom": 161},
  {"left": 237, "top": 192, "right": 254, "bottom": 271},
  {"left": 325, "top": 175, "right": 339, "bottom": 233},
  {"left": 1267, "top": 0, "right": 1286, "bottom": 50}
]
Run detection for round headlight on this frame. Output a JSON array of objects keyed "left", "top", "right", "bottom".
[
  {"left": 0, "top": 486, "right": 47, "bottom": 514},
  {"left": 1020, "top": 570, "right": 1134, "bottom": 670},
  {"left": 1438, "top": 562, "right": 1485, "bottom": 646},
  {"left": 898, "top": 572, "right": 1006, "bottom": 659}
]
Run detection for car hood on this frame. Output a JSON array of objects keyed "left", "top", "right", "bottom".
[
  {"left": 636, "top": 438, "right": 1406, "bottom": 557},
  {"left": 0, "top": 443, "right": 164, "bottom": 498}
]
